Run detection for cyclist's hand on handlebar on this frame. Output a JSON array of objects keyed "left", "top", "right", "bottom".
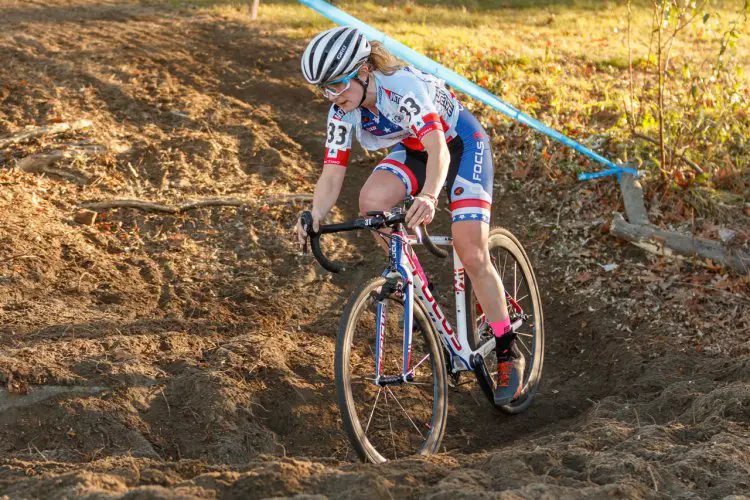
[
  {"left": 295, "top": 210, "right": 321, "bottom": 251},
  {"left": 405, "top": 194, "right": 437, "bottom": 229}
]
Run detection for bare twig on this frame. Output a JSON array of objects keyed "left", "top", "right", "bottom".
[
  {"left": 0, "top": 120, "right": 93, "bottom": 149},
  {"left": 627, "top": 0, "right": 636, "bottom": 128},
  {"left": 159, "top": 387, "right": 171, "bottom": 416},
  {"left": 632, "top": 132, "right": 704, "bottom": 174},
  {"left": 646, "top": 463, "right": 659, "bottom": 492},
  {"left": 15, "top": 145, "right": 106, "bottom": 184},
  {"left": 81, "top": 199, "right": 179, "bottom": 213},
  {"left": 28, "top": 440, "right": 48, "bottom": 462},
  {"left": 80, "top": 194, "right": 313, "bottom": 213},
  {"left": 656, "top": 1, "right": 667, "bottom": 176},
  {"left": 0, "top": 254, "right": 36, "bottom": 265}
]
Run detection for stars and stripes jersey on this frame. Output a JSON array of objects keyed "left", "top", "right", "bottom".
[{"left": 322, "top": 66, "right": 460, "bottom": 167}]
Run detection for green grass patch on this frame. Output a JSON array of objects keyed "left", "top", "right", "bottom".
[{"left": 163, "top": 0, "right": 749, "bottom": 211}]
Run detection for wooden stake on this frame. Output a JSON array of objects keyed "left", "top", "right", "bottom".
[{"left": 610, "top": 213, "right": 750, "bottom": 274}]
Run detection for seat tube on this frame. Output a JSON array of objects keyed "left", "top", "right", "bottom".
[{"left": 453, "top": 251, "right": 469, "bottom": 349}]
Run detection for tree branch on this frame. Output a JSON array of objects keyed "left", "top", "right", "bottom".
[
  {"left": 79, "top": 194, "right": 313, "bottom": 214},
  {"left": 0, "top": 120, "right": 93, "bottom": 149},
  {"left": 611, "top": 213, "right": 750, "bottom": 274}
]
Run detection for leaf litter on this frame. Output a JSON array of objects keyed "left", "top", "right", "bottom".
[{"left": 0, "top": 1, "right": 748, "bottom": 498}]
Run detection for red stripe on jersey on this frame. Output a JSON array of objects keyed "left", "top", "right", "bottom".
[
  {"left": 380, "top": 158, "right": 418, "bottom": 195},
  {"left": 422, "top": 112, "right": 441, "bottom": 125},
  {"left": 450, "top": 198, "right": 492, "bottom": 210},
  {"left": 400, "top": 133, "right": 454, "bottom": 152},
  {"left": 401, "top": 137, "right": 425, "bottom": 151},
  {"left": 323, "top": 148, "right": 350, "bottom": 166}
]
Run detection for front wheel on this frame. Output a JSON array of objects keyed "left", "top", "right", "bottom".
[
  {"left": 335, "top": 276, "right": 448, "bottom": 463},
  {"left": 463, "top": 227, "right": 545, "bottom": 414}
]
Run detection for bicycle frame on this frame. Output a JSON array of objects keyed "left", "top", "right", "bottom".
[{"left": 373, "top": 227, "right": 523, "bottom": 384}]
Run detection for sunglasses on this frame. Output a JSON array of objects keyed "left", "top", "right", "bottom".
[{"left": 318, "top": 64, "right": 363, "bottom": 99}]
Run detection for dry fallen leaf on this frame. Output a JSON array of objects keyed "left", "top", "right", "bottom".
[{"left": 575, "top": 271, "right": 592, "bottom": 283}]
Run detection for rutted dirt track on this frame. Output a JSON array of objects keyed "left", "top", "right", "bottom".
[{"left": 0, "top": 1, "right": 748, "bottom": 498}]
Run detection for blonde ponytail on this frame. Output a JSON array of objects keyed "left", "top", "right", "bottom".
[{"left": 367, "top": 41, "right": 406, "bottom": 75}]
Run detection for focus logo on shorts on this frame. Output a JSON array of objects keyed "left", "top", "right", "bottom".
[
  {"left": 473, "top": 141, "right": 485, "bottom": 181},
  {"left": 454, "top": 187, "right": 464, "bottom": 196}
]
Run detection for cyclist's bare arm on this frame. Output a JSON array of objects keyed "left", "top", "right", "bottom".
[
  {"left": 312, "top": 164, "right": 347, "bottom": 223},
  {"left": 297, "top": 164, "right": 346, "bottom": 248}
]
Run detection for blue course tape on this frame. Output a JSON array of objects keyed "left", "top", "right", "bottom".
[{"left": 297, "top": 0, "right": 637, "bottom": 181}]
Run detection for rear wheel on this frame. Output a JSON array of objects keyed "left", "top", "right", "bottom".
[
  {"left": 463, "top": 228, "right": 544, "bottom": 414},
  {"left": 335, "top": 276, "right": 449, "bottom": 462}
]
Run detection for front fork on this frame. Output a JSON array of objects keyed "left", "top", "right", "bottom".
[{"left": 374, "top": 232, "right": 415, "bottom": 385}]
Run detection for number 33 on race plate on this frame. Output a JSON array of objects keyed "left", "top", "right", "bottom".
[{"left": 325, "top": 120, "right": 352, "bottom": 149}]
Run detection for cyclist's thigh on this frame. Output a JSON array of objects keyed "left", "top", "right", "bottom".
[
  {"left": 446, "top": 107, "right": 494, "bottom": 226},
  {"left": 361, "top": 145, "right": 427, "bottom": 211}
]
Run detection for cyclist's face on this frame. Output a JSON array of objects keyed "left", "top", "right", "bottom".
[{"left": 327, "top": 67, "right": 367, "bottom": 112}]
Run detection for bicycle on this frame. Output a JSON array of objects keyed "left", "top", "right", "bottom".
[{"left": 301, "top": 200, "right": 544, "bottom": 463}]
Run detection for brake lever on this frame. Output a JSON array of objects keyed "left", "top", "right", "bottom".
[
  {"left": 413, "top": 224, "right": 423, "bottom": 243},
  {"left": 300, "top": 211, "right": 314, "bottom": 255}
]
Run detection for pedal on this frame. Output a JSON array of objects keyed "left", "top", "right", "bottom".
[{"left": 447, "top": 371, "right": 463, "bottom": 389}]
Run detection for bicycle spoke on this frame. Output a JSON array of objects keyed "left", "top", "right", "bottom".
[
  {"left": 384, "top": 389, "right": 398, "bottom": 459},
  {"left": 365, "top": 387, "right": 383, "bottom": 435},
  {"left": 517, "top": 332, "right": 533, "bottom": 338},
  {"left": 393, "top": 358, "right": 402, "bottom": 373},
  {"left": 501, "top": 252, "right": 508, "bottom": 281},
  {"left": 517, "top": 336, "right": 532, "bottom": 357},
  {"left": 406, "top": 354, "right": 430, "bottom": 377},
  {"left": 353, "top": 376, "right": 376, "bottom": 385},
  {"left": 386, "top": 387, "right": 425, "bottom": 440}
]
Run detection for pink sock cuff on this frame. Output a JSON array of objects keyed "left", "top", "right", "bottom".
[{"left": 490, "top": 317, "right": 512, "bottom": 338}]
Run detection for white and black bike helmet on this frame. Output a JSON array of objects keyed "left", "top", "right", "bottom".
[{"left": 301, "top": 26, "right": 371, "bottom": 85}]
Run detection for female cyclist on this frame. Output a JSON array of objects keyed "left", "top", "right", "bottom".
[{"left": 295, "top": 26, "right": 523, "bottom": 405}]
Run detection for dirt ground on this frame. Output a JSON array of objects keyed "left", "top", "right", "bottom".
[{"left": 0, "top": 1, "right": 748, "bottom": 498}]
